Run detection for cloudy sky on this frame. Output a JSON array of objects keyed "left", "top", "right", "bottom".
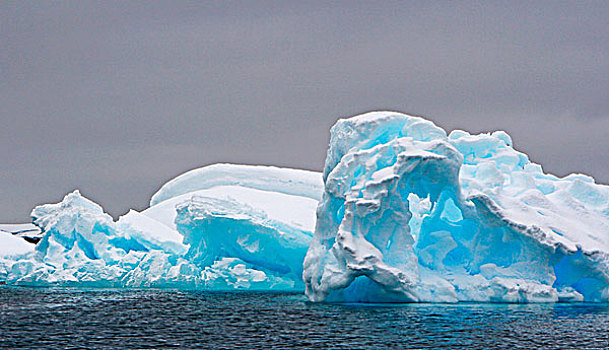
[{"left": 2, "top": 1, "right": 608, "bottom": 222}]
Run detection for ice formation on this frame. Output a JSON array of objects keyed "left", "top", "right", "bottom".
[
  {"left": 0, "top": 231, "right": 35, "bottom": 282},
  {"left": 304, "top": 111, "right": 609, "bottom": 303},
  {"left": 1, "top": 165, "right": 322, "bottom": 290},
  {"left": 150, "top": 163, "right": 323, "bottom": 206},
  {"left": 2, "top": 112, "right": 608, "bottom": 303}
]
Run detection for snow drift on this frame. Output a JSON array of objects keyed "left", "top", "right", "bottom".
[
  {"left": 150, "top": 163, "right": 323, "bottom": 206},
  {"left": 303, "top": 111, "right": 609, "bottom": 303}
]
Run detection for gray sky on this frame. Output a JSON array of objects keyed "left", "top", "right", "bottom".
[{"left": 2, "top": 1, "right": 608, "bottom": 222}]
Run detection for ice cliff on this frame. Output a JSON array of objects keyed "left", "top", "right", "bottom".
[
  {"left": 1, "top": 165, "right": 322, "bottom": 290},
  {"left": 303, "top": 111, "right": 609, "bottom": 303}
]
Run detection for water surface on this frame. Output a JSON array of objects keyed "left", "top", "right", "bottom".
[{"left": 1, "top": 287, "right": 608, "bottom": 349}]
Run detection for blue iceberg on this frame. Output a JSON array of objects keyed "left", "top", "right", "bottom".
[
  {"left": 303, "top": 111, "right": 609, "bottom": 303},
  {"left": 2, "top": 165, "right": 322, "bottom": 290},
  {"left": 2, "top": 113, "right": 608, "bottom": 303}
]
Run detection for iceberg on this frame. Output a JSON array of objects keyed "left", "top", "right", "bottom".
[
  {"left": 2, "top": 164, "right": 322, "bottom": 290},
  {"left": 304, "top": 111, "right": 609, "bottom": 303},
  {"left": 2, "top": 113, "right": 608, "bottom": 303}
]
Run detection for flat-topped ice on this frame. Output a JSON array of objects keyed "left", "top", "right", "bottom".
[{"left": 150, "top": 163, "right": 323, "bottom": 206}]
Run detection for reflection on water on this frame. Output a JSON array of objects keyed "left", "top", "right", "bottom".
[{"left": 1, "top": 287, "right": 608, "bottom": 349}]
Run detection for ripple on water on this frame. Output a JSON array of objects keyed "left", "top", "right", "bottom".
[{"left": 1, "top": 287, "right": 608, "bottom": 349}]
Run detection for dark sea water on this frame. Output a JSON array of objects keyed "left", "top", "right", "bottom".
[{"left": 1, "top": 287, "right": 608, "bottom": 349}]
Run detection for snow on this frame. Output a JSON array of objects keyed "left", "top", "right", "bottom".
[
  {"left": 142, "top": 185, "right": 318, "bottom": 233},
  {"left": 0, "top": 231, "right": 34, "bottom": 258},
  {"left": 150, "top": 163, "right": 323, "bottom": 206},
  {"left": 0, "top": 223, "right": 40, "bottom": 234},
  {"left": 0, "top": 223, "right": 43, "bottom": 243},
  {"left": 117, "top": 210, "right": 186, "bottom": 255},
  {"left": 304, "top": 111, "right": 609, "bottom": 303}
]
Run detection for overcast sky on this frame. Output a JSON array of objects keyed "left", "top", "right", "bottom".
[{"left": 2, "top": 1, "right": 608, "bottom": 222}]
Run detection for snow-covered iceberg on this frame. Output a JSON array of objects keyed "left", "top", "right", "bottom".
[
  {"left": 2, "top": 113, "right": 608, "bottom": 302},
  {"left": 1, "top": 164, "right": 322, "bottom": 290},
  {"left": 304, "top": 111, "right": 609, "bottom": 303}
]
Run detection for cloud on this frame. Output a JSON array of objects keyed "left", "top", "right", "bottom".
[{"left": 2, "top": 1, "right": 608, "bottom": 221}]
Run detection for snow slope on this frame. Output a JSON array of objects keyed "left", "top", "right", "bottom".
[
  {"left": 0, "top": 231, "right": 34, "bottom": 258},
  {"left": 150, "top": 163, "right": 323, "bottom": 206}
]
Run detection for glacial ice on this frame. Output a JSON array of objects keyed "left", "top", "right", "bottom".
[
  {"left": 303, "top": 111, "right": 609, "bottom": 303},
  {"left": 2, "top": 113, "right": 608, "bottom": 303},
  {"left": 1, "top": 165, "right": 321, "bottom": 290}
]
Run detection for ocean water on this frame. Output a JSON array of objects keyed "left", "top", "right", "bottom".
[{"left": 1, "top": 287, "right": 608, "bottom": 349}]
